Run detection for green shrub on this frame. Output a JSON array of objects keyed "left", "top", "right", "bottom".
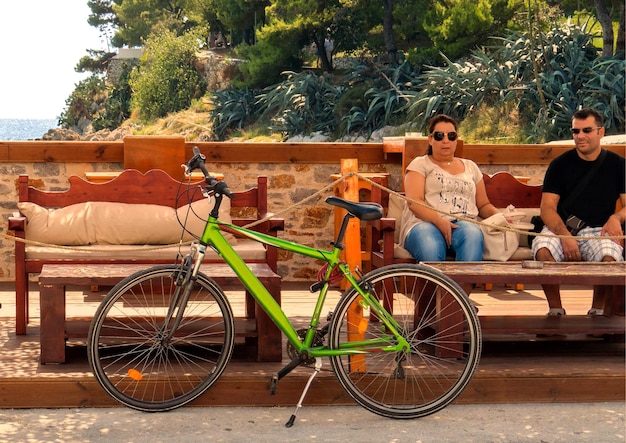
[
  {"left": 93, "top": 63, "right": 134, "bottom": 131},
  {"left": 59, "top": 74, "right": 107, "bottom": 131},
  {"left": 130, "top": 28, "right": 207, "bottom": 121},
  {"left": 234, "top": 21, "right": 307, "bottom": 89}
]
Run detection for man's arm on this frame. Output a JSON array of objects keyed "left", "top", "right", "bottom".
[
  {"left": 541, "top": 192, "right": 581, "bottom": 260},
  {"left": 540, "top": 192, "right": 569, "bottom": 235},
  {"left": 602, "top": 193, "right": 626, "bottom": 246}
]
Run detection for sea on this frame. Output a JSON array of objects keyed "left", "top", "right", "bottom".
[{"left": 0, "top": 118, "right": 59, "bottom": 141}]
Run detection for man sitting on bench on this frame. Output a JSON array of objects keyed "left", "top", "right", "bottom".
[{"left": 532, "top": 108, "right": 625, "bottom": 316}]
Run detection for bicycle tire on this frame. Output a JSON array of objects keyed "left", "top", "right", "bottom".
[
  {"left": 87, "top": 265, "right": 234, "bottom": 412},
  {"left": 328, "top": 263, "right": 481, "bottom": 419}
]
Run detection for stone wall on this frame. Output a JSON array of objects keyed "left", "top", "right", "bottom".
[{"left": 0, "top": 160, "right": 549, "bottom": 283}]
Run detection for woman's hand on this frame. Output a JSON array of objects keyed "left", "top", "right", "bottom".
[{"left": 434, "top": 217, "right": 456, "bottom": 246}]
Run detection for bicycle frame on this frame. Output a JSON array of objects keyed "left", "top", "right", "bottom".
[{"left": 193, "top": 201, "right": 408, "bottom": 358}]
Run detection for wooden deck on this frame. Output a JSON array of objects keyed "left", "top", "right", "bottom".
[{"left": 0, "top": 281, "right": 623, "bottom": 409}]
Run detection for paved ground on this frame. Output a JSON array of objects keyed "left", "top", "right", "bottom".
[{"left": 0, "top": 403, "right": 624, "bottom": 442}]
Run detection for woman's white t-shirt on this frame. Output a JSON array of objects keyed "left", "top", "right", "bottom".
[{"left": 399, "top": 155, "right": 483, "bottom": 246}]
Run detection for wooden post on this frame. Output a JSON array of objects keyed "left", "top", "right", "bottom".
[
  {"left": 340, "top": 158, "right": 362, "bottom": 281},
  {"left": 123, "top": 136, "right": 186, "bottom": 179},
  {"left": 339, "top": 159, "right": 367, "bottom": 372}
]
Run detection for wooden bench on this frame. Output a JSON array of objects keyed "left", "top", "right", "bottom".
[
  {"left": 421, "top": 261, "right": 625, "bottom": 336},
  {"left": 9, "top": 169, "right": 284, "bottom": 335},
  {"left": 39, "top": 263, "right": 282, "bottom": 364}
]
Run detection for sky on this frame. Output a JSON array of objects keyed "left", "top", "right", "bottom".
[{"left": 0, "top": 1, "right": 105, "bottom": 119}]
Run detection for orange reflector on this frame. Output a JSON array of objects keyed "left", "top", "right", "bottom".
[
  {"left": 127, "top": 368, "right": 143, "bottom": 381},
  {"left": 358, "top": 318, "right": 368, "bottom": 334}
]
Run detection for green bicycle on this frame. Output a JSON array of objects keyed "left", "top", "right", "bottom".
[{"left": 87, "top": 148, "right": 481, "bottom": 425}]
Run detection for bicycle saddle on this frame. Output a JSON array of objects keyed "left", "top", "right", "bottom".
[{"left": 325, "top": 196, "right": 383, "bottom": 221}]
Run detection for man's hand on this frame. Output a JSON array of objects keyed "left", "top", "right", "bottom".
[
  {"left": 561, "top": 236, "right": 581, "bottom": 261},
  {"left": 602, "top": 214, "right": 625, "bottom": 247}
]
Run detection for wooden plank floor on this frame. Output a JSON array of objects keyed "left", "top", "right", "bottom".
[{"left": 0, "top": 282, "right": 623, "bottom": 409}]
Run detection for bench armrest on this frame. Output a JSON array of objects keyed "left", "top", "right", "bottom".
[
  {"left": 366, "top": 217, "right": 398, "bottom": 267},
  {"left": 8, "top": 213, "right": 26, "bottom": 232}
]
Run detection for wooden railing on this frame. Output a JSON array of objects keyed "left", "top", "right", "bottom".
[{"left": 2, "top": 136, "right": 624, "bottom": 168}]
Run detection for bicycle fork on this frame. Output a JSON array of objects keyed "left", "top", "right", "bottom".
[{"left": 159, "top": 245, "right": 204, "bottom": 346}]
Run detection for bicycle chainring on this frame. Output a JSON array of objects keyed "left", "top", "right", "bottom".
[{"left": 286, "top": 328, "right": 326, "bottom": 366}]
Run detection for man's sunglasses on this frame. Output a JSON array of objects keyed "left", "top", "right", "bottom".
[
  {"left": 432, "top": 131, "right": 458, "bottom": 141},
  {"left": 570, "top": 126, "right": 602, "bottom": 135}
]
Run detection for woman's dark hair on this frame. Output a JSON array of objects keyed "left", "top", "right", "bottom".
[{"left": 427, "top": 114, "right": 458, "bottom": 154}]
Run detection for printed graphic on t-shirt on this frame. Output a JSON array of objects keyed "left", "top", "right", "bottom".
[{"left": 436, "top": 172, "right": 471, "bottom": 215}]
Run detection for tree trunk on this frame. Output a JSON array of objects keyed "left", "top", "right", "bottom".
[
  {"left": 616, "top": 0, "right": 625, "bottom": 54},
  {"left": 383, "top": 0, "right": 397, "bottom": 65},
  {"left": 312, "top": 35, "right": 332, "bottom": 72},
  {"left": 594, "top": 0, "right": 615, "bottom": 56}
]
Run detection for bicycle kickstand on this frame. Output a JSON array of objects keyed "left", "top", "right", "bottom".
[{"left": 285, "top": 357, "right": 322, "bottom": 428}]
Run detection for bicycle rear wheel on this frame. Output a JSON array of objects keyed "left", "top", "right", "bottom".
[
  {"left": 328, "top": 264, "right": 481, "bottom": 419},
  {"left": 87, "top": 265, "right": 234, "bottom": 412}
]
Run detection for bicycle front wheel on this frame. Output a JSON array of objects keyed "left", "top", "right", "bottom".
[
  {"left": 328, "top": 264, "right": 481, "bottom": 419},
  {"left": 87, "top": 265, "right": 234, "bottom": 412}
]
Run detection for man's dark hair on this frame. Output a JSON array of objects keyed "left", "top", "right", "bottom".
[{"left": 572, "top": 108, "right": 604, "bottom": 127}]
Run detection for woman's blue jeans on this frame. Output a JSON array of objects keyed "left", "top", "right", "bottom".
[{"left": 403, "top": 220, "right": 484, "bottom": 261}]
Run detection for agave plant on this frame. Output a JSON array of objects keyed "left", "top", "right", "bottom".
[
  {"left": 210, "top": 89, "right": 259, "bottom": 140},
  {"left": 518, "top": 24, "right": 625, "bottom": 141},
  {"left": 256, "top": 71, "right": 343, "bottom": 139},
  {"left": 404, "top": 23, "right": 624, "bottom": 141},
  {"left": 339, "top": 60, "right": 420, "bottom": 138}
]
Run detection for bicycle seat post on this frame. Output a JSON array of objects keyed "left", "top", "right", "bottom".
[{"left": 332, "top": 212, "right": 354, "bottom": 251}]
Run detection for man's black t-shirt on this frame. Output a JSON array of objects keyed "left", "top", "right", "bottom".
[{"left": 542, "top": 149, "right": 625, "bottom": 227}]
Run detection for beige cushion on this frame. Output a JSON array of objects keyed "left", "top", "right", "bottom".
[
  {"left": 18, "top": 202, "right": 96, "bottom": 245},
  {"left": 18, "top": 198, "right": 236, "bottom": 246}
]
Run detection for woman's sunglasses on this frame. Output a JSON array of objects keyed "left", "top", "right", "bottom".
[
  {"left": 432, "top": 131, "right": 458, "bottom": 141},
  {"left": 570, "top": 127, "right": 602, "bottom": 135}
]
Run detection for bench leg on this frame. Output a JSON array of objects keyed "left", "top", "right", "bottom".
[
  {"left": 15, "top": 271, "right": 28, "bottom": 335},
  {"left": 254, "top": 279, "right": 282, "bottom": 362},
  {"left": 604, "top": 285, "right": 625, "bottom": 316},
  {"left": 436, "top": 289, "right": 464, "bottom": 359},
  {"left": 39, "top": 284, "right": 66, "bottom": 364}
]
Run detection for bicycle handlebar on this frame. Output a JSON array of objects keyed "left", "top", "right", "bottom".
[{"left": 185, "top": 146, "right": 233, "bottom": 198}]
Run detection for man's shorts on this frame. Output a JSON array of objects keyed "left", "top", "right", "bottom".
[{"left": 531, "top": 226, "right": 624, "bottom": 262}]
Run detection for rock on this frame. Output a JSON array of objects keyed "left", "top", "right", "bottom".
[{"left": 41, "top": 128, "right": 81, "bottom": 141}]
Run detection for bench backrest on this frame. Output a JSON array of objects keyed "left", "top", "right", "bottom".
[
  {"left": 17, "top": 169, "right": 268, "bottom": 219},
  {"left": 483, "top": 172, "right": 542, "bottom": 208}
]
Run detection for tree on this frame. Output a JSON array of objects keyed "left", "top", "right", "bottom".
[
  {"left": 210, "top": 0, "right": 269, "bottom": 45},
  {"left": 558, "top": 0, "right": 625, "bottom": 55},
  {"left": 593, "top": 0, "right": 625, "bottom": 55},
  {"left": 87, "top": 0, "right": 120, "bottom": 52},
  {"left": 110, "top": 0, "right": 207, "bottom": 47},
  {"left": 383, "top": 0, "right": 397, "bottom": 64},
  {"left": 423, "top": 0, "right": 516, "bottom": 60}
]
